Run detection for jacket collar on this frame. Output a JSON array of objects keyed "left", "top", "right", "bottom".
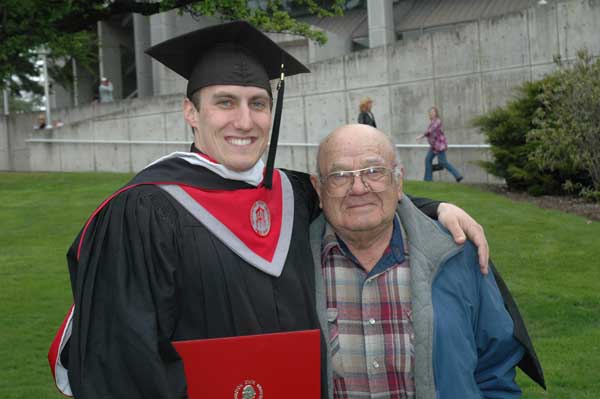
[{"left": 395, "top": 194, "right": 459, "bottom": 272}]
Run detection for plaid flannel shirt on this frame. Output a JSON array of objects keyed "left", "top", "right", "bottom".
[{"left": 321, "top": 217, "right": 415, "bottom": 399}]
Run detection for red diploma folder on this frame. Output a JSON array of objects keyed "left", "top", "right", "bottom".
[{"left": 172, "top": 329, "right": 321, "bottom": 399}]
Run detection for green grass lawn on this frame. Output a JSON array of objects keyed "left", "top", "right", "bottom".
[{"left": 1, "top": 172, "right": 599, "bottom": 398}]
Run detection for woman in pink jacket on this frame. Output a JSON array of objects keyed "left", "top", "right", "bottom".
[{"left": 416, "top": 106, "right": 463, "bottom": 182}]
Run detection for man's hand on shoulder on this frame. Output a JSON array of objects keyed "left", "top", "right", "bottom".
[{"left": 437, "top": 203, "right": 489, "bottom": 275}]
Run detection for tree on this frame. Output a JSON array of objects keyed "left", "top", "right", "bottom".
[
  {"left": 528, "top": 49, "right": 600, "bottom": 199},
  {"left": 473, "top": 51, "right": 598, "bottom": 201},
  {"left": 5, "top": 92, "right": 44, "bottom": 114},
  {"left": 0, "top": 0, "right": 344, "bottom": 97}
]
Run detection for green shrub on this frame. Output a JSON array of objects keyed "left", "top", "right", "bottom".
[
  {"left": 474, "top": 79, "right": 565, "bottom": 195},
  {"left": 528, "top": 50, "right": 600, "bottom": 197},
  {"left": 473, "top": 61, "right": 594, "bottom": 198}
]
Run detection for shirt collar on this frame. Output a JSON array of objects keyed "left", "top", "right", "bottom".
[
  {"left": 143, "top": 144, "right": 265, "bottom": 187},
  {"left": 322, "top": 216, "right": 407, "bottom": 277}
]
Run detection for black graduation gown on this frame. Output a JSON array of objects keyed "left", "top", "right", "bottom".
[{"left": 65, "top": 158, "right": 328, "bottom": 398}]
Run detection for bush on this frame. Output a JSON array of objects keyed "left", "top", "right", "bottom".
[
  {"left": 473, "top": 55, "right": 596, "bottom": 198},
  {"left": 528, "top": 50, "right": 600, "bottom": 197},
  {"left": 474, "top": 79, "right": 574, "bottom": 195}
]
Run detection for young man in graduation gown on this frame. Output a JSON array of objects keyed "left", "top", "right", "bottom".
[{"left": 49, "top": 21, "right": 497, "bottom": 398}]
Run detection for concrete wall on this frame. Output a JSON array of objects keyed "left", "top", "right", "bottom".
[
  {"left": 5, "top": 112, "right": 33, "bottom": 171},
  {"left": 52, "top": 76, "right": 74, "bottom": 110},
  {"left": 0, "top": 115, "right": 9, "bottom": 170},
  {"left": 7, "top": 0, "right": 600, "bottom": 182},
  {"left": 149, "top": 11, "right": 217, "bottom": 97},
  {"left": 23, "top": 95, "right": 189, "bottom": 173},
  {"left": 276, "top": 0, "right": 600, "bottom": 181},
  {"left": 146, "top": 16, "right": 352, "bottom": 94},
  {"left": 309, "top": 31, "right": 353, "bottom": 64}
]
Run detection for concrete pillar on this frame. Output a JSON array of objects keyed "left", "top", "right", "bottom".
[
  {"left": 72, "top": 59, "right": 79, "bottom": 106},
  {"left": 149, "top": 11, "right": 177, "bottom": 96},
  {"left": 98, "top": 20, "right": 124, "bottom": 100},
  {"left": 41, "top": 52, "right": 51, "bottom": 123},
  {"left": 367, "top": 0, "right": 395, "bottom": 48},
  {"left": 2, "top": 89, "right": 8, "bottom": 115},
  {"left": 0, "top": 114, "right": 10, "bottom": 171},
  {"left": 98, "top": 21, "right": 105, "bottom": 79},
  {"left": 134, "top": 14, "right": 154, "bottom": 97}
]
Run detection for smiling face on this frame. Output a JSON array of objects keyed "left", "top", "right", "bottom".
[
  {"left": 312, "top": 124, "right": 403, "bottom": 240},
  {"left": 184, "top": 85, "right": 272, "bottom": 172}
]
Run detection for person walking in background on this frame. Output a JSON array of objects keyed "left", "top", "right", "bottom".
[
  {"left": 357, "top": 96, "right": 377, "bottom": 127},
  {"left": 98, "top": 77, "right": 114, "bottom": 103},
  {"left": 416, "top": 106, "right": 463, "bottom": 182}
]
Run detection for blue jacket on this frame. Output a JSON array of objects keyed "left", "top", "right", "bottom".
[
  {"left": 432, "top": 236, "right": 524, "bottom": 398},
  {"left": 310, "top": 196, "right": 525, "bottom": 399}
]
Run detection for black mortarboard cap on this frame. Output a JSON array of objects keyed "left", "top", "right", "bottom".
[{"left": 145, "top": 20, "right": 309, "bottom": 98}]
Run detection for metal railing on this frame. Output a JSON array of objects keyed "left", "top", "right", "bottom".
[{"left": 26, "top": 138, "right": 491, "bottom": 149}]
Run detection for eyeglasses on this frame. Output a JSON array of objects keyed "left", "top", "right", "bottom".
[{"left": 319, "top": 166, "right": 397, "bottom": 197}]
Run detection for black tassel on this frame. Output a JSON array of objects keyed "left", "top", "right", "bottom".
[{"left": 264, "top": 65, "right": 285, "bottom": 189}]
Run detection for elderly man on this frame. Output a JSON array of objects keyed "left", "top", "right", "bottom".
[
  {"left": 49, "top": 22, "right": 495, "bottom": 398},
  {"left": 310, "top": 124, "right": 542, "bottom": 398}
]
